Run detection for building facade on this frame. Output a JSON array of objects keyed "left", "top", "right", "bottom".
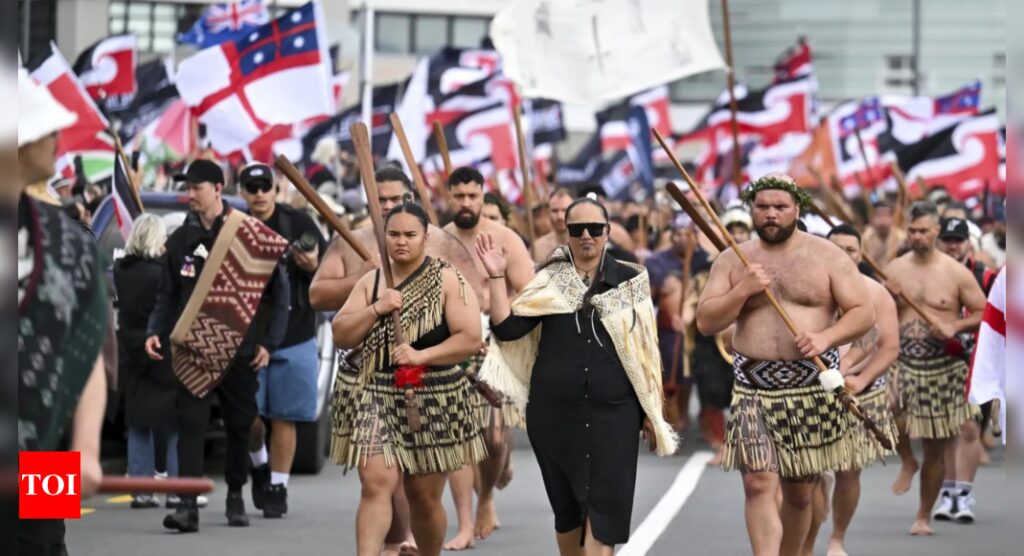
[{"left": 20, "top": 0, "right": 1006, "bottom": 133}]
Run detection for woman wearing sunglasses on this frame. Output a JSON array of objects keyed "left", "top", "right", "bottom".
[{"left": 475, "top": 196, "right": 677, "bottom": 555}]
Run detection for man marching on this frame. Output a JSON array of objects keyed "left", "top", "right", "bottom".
[
  {"left": 531, "top": 188, "right": 574, "bottom": 263},
  {"left": 696, "top": 174, "right": 874, "bottom": 556},
  {"left": 442, "top": 166, "right": 534, "bottom": 544},
  {"left": 145, "top": 160, "right": 291, "bottom": 532},
  {"left": 820, "top": 224, "right": 901, "bottom": 556},
  {"left": 238, "top": 163, "right": 327, "bottom": 519},
  {"left": 883, "top": 202, "right": 986, "bottom": 536}
]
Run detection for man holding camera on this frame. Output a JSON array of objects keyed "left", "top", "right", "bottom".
[{"left": 238, "top": 163, "right": 326, "bottom": 519}]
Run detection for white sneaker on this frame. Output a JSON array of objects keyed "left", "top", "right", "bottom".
[
  {"left": 197, "top": 495, "right": 208, "bottom": 508},
  {"left": 954, "top": 492, "right": 975, "bottom": 523},
  {"left": 933, "top": 490, "right": 956, "bottom": 521}
]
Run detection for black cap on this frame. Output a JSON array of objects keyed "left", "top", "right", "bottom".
[
  {"left": 939, "top": 217, "right": 969, "bottom": 241},
  {"left": 173, "top": 159, "right": 224, "bottom": 185},
  {"left": 239, "top": 163, "right": 273, "bottom": 188}
]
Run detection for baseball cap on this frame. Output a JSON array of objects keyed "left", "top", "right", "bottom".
[
  {"left": 173, "top": 159, "right": 224, "bottom": 185},
  {"left": 938, "top": 217, "right": 969, "bottom": 241},
  {"left": 239, "top": 163, "right": 273, "bottom": 188}
]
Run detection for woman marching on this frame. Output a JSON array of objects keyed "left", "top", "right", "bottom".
[
  {"left": 330, "top": 200, "right": 487, "bottom": 556},
  {"left": 477, "top": 196, "right": 678, "bottom": 555}
]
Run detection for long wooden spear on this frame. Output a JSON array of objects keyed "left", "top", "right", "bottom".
[
  {"left": 99, "top": 476, "right": 214, "bottom": 494},
  {"left": 351, "top": 122, "right": 421, "bottom": 430},
  {"left": 274, "top": 155, "right": 372, "bottom": 261},
  {"left": 656, "top": 130, "right": 892, "bottom": 448},
  {"left": 390, "top": 113, "right": 439, "bottom": 226},
  {"left": 430, "top": 120, "right": 455, "bottom": 213}
]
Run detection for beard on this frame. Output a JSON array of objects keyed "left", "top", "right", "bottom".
[
  {"left": 755, "top": 219, "right": 798, "bottom": 244},
  {"left": 453, "top": 209, "right": 481, "bottom": 229}
]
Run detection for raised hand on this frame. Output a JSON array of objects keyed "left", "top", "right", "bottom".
[{"left": 475, "top": 232, "right": 508, "bottom": 278}]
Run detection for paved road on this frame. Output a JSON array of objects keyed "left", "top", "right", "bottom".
[{"left": 69, "top": 432, "right": 1014, "bottom": 555}]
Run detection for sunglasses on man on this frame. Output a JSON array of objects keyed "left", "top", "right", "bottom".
[
  {"left": 243, "top": 180, "right": 274, "bottom": 194},
  {"left": 566, "top": 222, "right": 608, "bottom": 238}
]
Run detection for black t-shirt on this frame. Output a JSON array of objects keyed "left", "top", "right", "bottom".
[{"left": 260, "top": 204, "right": 327, "bottom": 347}]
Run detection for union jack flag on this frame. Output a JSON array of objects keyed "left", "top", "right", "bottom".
[{"left": 178, "top": 0, "right": 270, "bottom": 49}]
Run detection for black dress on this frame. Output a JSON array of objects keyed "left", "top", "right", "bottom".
[
  {"left": 491, "top": 258, "right": 643, "bottom": 545},
  {"left": 113, "top": 255, "right": 178, "bottom": 429}
]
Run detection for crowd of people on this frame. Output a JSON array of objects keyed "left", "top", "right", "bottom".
[{"left": 17, "top": 65, "right": 1010, "bottom": 556}]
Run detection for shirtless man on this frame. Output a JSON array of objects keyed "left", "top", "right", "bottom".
[
  {"left": 861, "top": 201, "right": 906, "bottom": 266},
  {"left": 813, "top": 224, "right": 900, "bottom": 556},
  {"left": 442, "top": 166, "right": 534, "bottom": 546},
  {"left": 531, "top": 188, "right": 574, "bottom": 263},
  {"left": 309, "top": 165, "right": 484, "bottom": 556},
  {"left": 697, "top": 175, "right": 875, "bottom": 556},
  {"left": 883, "top": 201, "right": 986, "bottom": 536}
]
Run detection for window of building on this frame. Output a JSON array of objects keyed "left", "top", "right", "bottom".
[
  {"left": 882, "top": 53, "right": 916, "bottom": 91},
  {"left": 993, "top": 53, "right": 1006, "bottom": 87},
  {"left": 108, "top": 1, "right": 205, "bottom": 54},
  {"left": 374, "top": 12, "right": 490, "bottom": 55}
]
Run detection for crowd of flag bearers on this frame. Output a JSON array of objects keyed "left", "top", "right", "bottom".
[{"left": 16, "top": 1, "right": 1012, "bottom": 555}]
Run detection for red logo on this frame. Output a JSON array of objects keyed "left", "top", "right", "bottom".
[{"left": 19, "top": 452, "right": 81, "bottom": 519}]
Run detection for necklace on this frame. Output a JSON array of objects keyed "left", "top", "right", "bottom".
[{"left": 575, "top": 263, "right": 599, "bottom": 286}]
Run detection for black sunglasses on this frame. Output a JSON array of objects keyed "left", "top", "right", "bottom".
[
  {"left": 243, "top": 180, "right": 274, "bottom": 194},
  {"left": 567, "top": 222, "right": 608, "bottom": 238}
]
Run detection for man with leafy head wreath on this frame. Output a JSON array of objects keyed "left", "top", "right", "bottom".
[{"left": 696, "top": 173, "right": 875, "bottom": 556}]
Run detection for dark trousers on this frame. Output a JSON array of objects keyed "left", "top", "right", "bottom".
[
  {"left": 18, "top": 519, "right": 67, "bottom": 556},
  {"left": 176, "top": 360, "right": 259, "bottom": 499}
]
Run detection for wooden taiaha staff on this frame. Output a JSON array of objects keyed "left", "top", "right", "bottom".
[
  {"left": 274, "top": 155, "right": 372, "bottom": 261},
  {"left": 512, "top": 103, "right": 538, "bottom": 256},
  {"left": 99, "top": 476, "right": 214, "bottom": 494},
  {"left": 431, "top": 120, "right": 455, "bottom": 213},
  {"left": 351, "top": 122, "right": 422, "bottom": 431},
  {"left": 891, "top": 160, "right": 910, "bottom": 228},
  {"left": 432, "top": 121, "right": 453, "bottom": 178},
  {"left": 668, "top": 230, "right": 696, "bottom": 385},
  {"left": 826, "top": 175, "right": 859, "bottom": 225},
  {"left": 654, "top": 130, "right": 892, "bottom": 448},
  {"left": 390, "top": 113, "right": 439, "bottom": 226},
  {"left": 808, "top": 202, "right": 946, "bottom": 332}
]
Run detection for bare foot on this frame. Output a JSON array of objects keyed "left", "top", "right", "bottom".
[
  {"left": 909, "top": 519, "right": 934, "bottom": 536},
  {"left": 707, "top": 447, "right": 724, "bottom": 466},
  {"left": 979, "top": 449, "right": 991, "bottom": 466},
  {"left": 443, "top": 529, "right": 475, "bottom": 551},
  {"left": 826, "top": 538, "right": 849, "bottom": 556},
  {"left": 474, "top": 499, "right": 500, "bottom": 539},
  {"left": 891, "top": 460, "right": 919, "bottom": 495},
  {"left": 496, "top": 460, "right": 514, "bottom": 490},
  {"left": 398, "top": 542, "right": 420, "bottom": 556}
]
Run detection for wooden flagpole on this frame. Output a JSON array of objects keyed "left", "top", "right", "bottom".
[
  {"left": 512, "top": 103, "right": 538, "bottom": 257},
  {"left": 720, "top": 0, "right": 743, "bottom": 181},
  {"left": 656, "top": 130, "right": 892, "bottom": 448},
  {"left": 389, "top": 113, "right": 439, "bottom": 226},
  {"left": 274, "top": 155, "right": 372, "bottom": 261}
]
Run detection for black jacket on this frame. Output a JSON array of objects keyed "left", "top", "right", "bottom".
[
  {"left": 254, "top": 203, "right": 326, "bottom": 348},
  {"left": 114, "top": 254, "right": 178, "bottom": 427},
  {"left": 146, "top": 202, "right": 289, "bottom": 357}
]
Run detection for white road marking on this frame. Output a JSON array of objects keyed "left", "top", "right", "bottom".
[{"left": 617, "top": 450, "right": 714, "bottom": 555}]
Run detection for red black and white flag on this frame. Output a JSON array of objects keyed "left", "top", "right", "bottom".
[
  {"left": 773, "top": 36, "right": 812, "bottom": 83},
  {"left": 111, "top": 152, "right": 143, "bottom": 241},
  {"left": 73, "top": 34, "right": 137, "bottom": 107},
  {"left": 891, "top": 109, "right": 1000, "bottom": 200}
]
